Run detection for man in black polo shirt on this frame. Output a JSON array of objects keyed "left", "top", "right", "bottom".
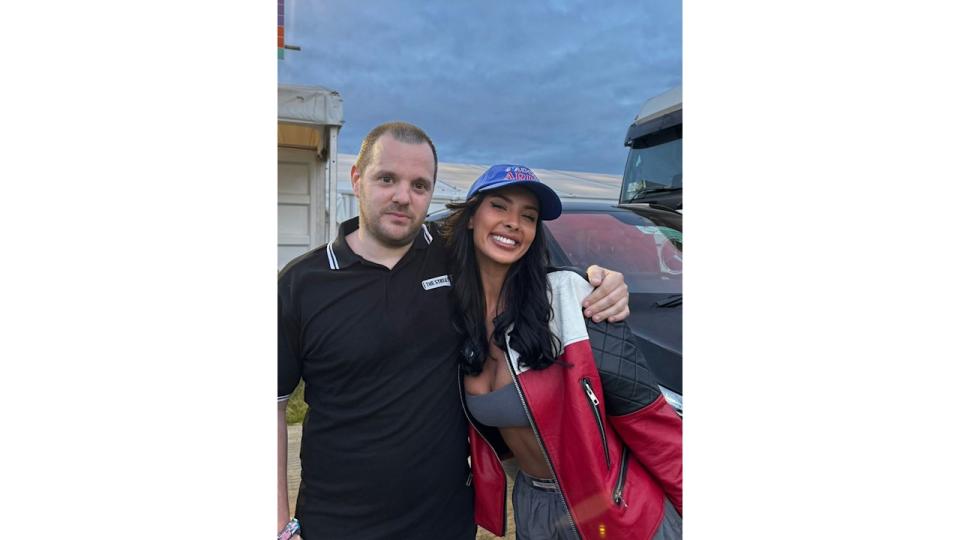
[{"left": 277, "top": 122, "right": 630, "bottom": 539}]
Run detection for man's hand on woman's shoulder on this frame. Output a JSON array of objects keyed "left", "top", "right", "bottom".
[{"left": 583, "top": 265, "right": 630, "bottom": 323}]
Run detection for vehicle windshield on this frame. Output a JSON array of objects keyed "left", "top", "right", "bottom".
[
  {"left": 544, "top": 210, "right": 682, "bottom": 294},
  {"left": 620, "top": 133, "right": 682, "bottom": 203}
]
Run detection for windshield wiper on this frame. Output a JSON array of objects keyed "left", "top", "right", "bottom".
[
  {"left": 655, "top": 294, "right": 682, "bottom": 308},
  {"left": 628, "top": 187, "right": 682, "bottom": 203}
]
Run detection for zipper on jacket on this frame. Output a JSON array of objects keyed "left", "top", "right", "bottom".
[
  {"left": 580, "top": 378, "right": 611, "bottom": 469},
  {"left": 613, "top": 447, "right": 630, "bottom": 507},
  {"left": 458, "top": 368, "right": 507, "bottom": 532},
  {"left": 505, "top": 340, "right": 582, "bottom": 539}
]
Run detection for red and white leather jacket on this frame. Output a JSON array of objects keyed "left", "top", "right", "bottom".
[{"left": 463, "top": 270, "right": 682, "bottom": 540}]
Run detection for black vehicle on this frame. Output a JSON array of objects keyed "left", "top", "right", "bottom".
[{"left": 428, "top": 200, "right": 683, "bottom": 414}]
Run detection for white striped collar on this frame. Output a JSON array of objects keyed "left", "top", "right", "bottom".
[{"left": 327, "top": 218, "right": 435, "bottom": 270}]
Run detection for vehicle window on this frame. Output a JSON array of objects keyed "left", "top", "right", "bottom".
[
  {"left": 544, "top": 211, "right": 682, "bottom": 294},
  {"left": 621, "top": 134, "right": 682, "bottom": 202}
]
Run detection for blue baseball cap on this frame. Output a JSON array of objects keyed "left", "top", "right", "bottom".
[{"left": 466, "top": 164, "right": 563, "bottom": 221}]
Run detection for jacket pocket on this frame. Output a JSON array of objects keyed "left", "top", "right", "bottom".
[
  {"left": 613, "top": 447, "right": 630, "bottom": 507},
  {"left": 581, "top": 377, "right": 611, "bottom": 469}
]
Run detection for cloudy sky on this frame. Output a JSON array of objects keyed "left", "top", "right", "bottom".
[{"left": 278, "top": 0, "right": 680, "bottom": 174}]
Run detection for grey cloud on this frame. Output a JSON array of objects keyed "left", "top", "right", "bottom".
[{"left": 280, "top": 0, "right": 680, "bottom": 174}]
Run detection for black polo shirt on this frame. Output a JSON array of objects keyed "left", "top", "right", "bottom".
[{"left": 278, "top": 217, "right": 474, "bottom": 540}]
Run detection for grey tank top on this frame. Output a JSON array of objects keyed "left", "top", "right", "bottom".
[{"left": 465, "top": 383, "right": 530, "bottom": 428}]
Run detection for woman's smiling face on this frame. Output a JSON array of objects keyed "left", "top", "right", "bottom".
[{"left": 469, "top": 185, "right": 541, "bottom": 269}]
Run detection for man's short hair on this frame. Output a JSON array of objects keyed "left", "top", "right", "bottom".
[{"left": 355, "top": 121, "right": 438, "bottom": 181}]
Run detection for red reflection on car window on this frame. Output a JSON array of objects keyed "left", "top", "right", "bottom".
[{"left": 545, "top": 213, "right": 681, "bottom": 277}]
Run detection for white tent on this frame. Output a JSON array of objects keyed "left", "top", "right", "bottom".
[{"left": 278, "top": 85, "right": 343, "bottom": 268}]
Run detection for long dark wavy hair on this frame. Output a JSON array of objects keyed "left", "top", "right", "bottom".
[{"left": 440, "top": 192, "right": 563, "bottom": 376}]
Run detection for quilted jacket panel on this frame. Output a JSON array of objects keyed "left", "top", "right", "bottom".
[{"left": 585, "top": 318, "right": 662, "bottom": 416}]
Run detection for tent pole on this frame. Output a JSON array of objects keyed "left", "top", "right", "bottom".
[{"left": 326, "top": 125, "right": 340, "bottom": 244}]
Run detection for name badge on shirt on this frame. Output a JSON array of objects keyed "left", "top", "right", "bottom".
[{"left": 422, "top": 275, "right": 451, "bottom": 290}]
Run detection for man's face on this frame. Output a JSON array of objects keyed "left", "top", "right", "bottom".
[{"left": 351, "top": 135, "right": 435, "bottom": 248}]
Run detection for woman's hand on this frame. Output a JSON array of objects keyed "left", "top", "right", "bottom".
[{"left": 583, "top": 265, "right": 630, "bottom": 322}]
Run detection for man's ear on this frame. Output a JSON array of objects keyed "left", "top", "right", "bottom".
[{"left": 350, "top": 165, "right": 361, "bottom": 197}]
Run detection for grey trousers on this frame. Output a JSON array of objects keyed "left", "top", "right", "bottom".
[
  {"left": 512, "top": 471, "right": 579, "bottom": 540},
  {"left": 651, "top": 497, "right": 682, "bottom": 540},
  {"left": 512, "top": 470, "right": 683, "bottom": 539}
]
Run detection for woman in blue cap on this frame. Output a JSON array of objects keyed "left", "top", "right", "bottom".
[{"left": 441, "top": 164, "right": 682, "bottom": 540}]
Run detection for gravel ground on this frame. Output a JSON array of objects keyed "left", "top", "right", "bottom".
[{"left": 286, "top": 424, "right": 518, "bottom": 539}]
